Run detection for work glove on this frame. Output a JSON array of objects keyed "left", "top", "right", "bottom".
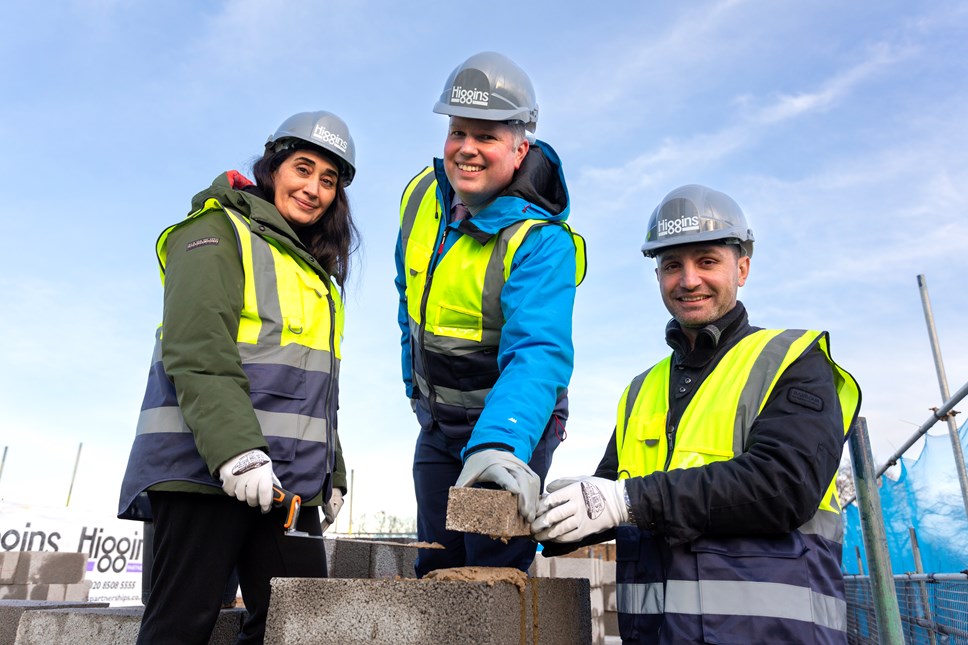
[
  {"left": 456, "top": 449, "right": 540, "bottom": 524},
  {"left": 532, "top": 477, "right": 628, "bottom": 542},
  {"left": 218, "top": 449, "right": 278, "bottom": 513},
  {"left": 321, "top": 489, "right": 344, "bottom": 533}
]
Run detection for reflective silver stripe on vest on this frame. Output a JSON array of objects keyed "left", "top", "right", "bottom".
[
  {"left": 732, "top": 329, "right": 806, "bottom": 456},
  {"left": 224, "top": 209, "right": 285, "bottom": 344},
  {"left": 621, "top": 369, "right": 651, "bottom": 447},
  {"left": 798, "top": 509, "right": 843, "bottom": 541},
  {"left": 136, "top": 406, "right": 328, "bottom": 441},
  {"left": 413, "top": 374, "right": 489, "bottom": 409},
  {"left": 657, "top": 579, "right": 846, "bottom": 631},
  {"left": 400, "top": 169, "right": 437, "bottom": 252},
  {"left": 238, "top": 343, "right": 334, "bottom": 373},
  {"left": 617, "top": 582, "right": 665, "bottom": 615},
  {"left": 408, "top": 318, "right": 503, "bottom": 355}
]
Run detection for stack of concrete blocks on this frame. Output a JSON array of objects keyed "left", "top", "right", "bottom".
[
  {"left": 529, "top": 553, "right": 619, "bottom": 645},
  {"left": 10, "top": 605, "right": 245, "bottom": 645},
  {"left": 0, "top": 552, "right": 91, "bottom": 602}
]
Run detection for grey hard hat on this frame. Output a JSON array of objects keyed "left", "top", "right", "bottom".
[
  {"left": 433, "top": 51, "right": 539, "bottom": 133},
  {"left": 641, "top": 184, "right": 754, "bottom": 258},
  {"left": 266, "top": 111, "right": 356, "bottom": 186}
]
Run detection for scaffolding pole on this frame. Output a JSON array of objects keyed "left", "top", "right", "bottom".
[
  {"left": 842, "top": 378, "right": 968, "bottom": 507},
  {"left": 848, "top": 416, "right": 904, "bottom": 644},
  {"left": 917, "top": 274, "right": 968, "bottom": 522}
]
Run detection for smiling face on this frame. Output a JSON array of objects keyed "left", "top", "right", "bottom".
[
  {"left": 443, "top": 116, "right": 529, "bottom": 211},
  {"left": 271, "top": 150, "right": 339, "bottom": 228},
  {"left": 655, "top": 243, "right": 750, "bottom": 345}
]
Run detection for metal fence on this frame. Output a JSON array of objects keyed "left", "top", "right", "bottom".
[{"left": 847, "top": 574, "right": 968, "bottom": 644}]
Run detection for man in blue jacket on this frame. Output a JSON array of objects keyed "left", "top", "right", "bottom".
[{"left": 395, "top": 51, "right": 583, "bottom": 575}]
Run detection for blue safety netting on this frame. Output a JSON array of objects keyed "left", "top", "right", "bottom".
[{"left": 843, "top": 418, "right": 968, "bottom": 574}]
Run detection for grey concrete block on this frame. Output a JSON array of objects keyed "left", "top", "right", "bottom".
[
  {"left": 325, "top": 538, "right": 418, "bottom": 579},
  {"left": 552, "top": 557, "right": 602, "bottom": 587},
  {"left": 0, "top": 601, "right": 108, "bottom": 645},
  {"left": 0, "top": 553, "right": 86, "bottom": 585},
  {"left": 601, "top": 560, "right": 616, "bottom": 584},
  {"left": 0, "top": 582, "right": 91, "bottom": 603},
  {"left": 266, "top": 576, "right": 591, "bottom": 645},
  {"left": 0, "top": 557, "right": 18, "bottom": 586},
  {"left": 12, "top": 606, "right": 245, "bottom": 645},
  {"left": 529, "top": 553, "right": 552, "bottom": 578},
  {"left": 603, "top": 583, "right": 616, "bottom": 613},
  {"left": 603, "top": 610, "right": 620, "bottom": 637},
  {"left": 325, "top": 538, "right": 372, "bottom": 579},
  {"left": 445, "top": 487, "right": 529, "bottom": 537},
  {"left": 369, "top": 542, "right": 416, "bottom": 579}
]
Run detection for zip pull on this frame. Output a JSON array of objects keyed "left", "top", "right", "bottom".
[{"left": 436, "top": 229, "right": 448, "bottom": 256}]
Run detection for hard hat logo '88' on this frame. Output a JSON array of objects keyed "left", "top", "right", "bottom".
[
  {"left": 449, "top": 69, "right": 491, "bottom": 107},
  {"left": 310, "top": 123, "right": 349, "bottom": 153}
]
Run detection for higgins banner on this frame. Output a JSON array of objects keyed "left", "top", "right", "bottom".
[{"left": 0, "top": 501, "right": 144, "bottom": 605}]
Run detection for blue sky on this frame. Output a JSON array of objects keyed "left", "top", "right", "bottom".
[{"left": 1, "top": 1, "right": 966, "bottom": 527}]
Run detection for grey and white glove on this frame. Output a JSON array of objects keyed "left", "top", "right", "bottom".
[
  {"left": 218, "top": 449, "right": 278, "bottom": 513},
  {"left": 321, "top": 489, "right": 344, "bottom": 533},
  {"left": 456, "top": 449, "right": 540, "bottom": 523},
  {"left": 532, "top": 477, "right": 628, "bottom": 542}
]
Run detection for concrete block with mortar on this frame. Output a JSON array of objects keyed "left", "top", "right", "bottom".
[
  {"left": 0, "top": 553, "right": 86, "bottom": 586},
  {"left": 265, "top": 575, "right": 592, "bottom": 645},
  {"left": 445, "top": 487, "right": 529, "bottom": 537},
  {"left": 0, "top": 601, "right": 108, "bottom": 645},
  {"left": 13, "top": 606, "right": 246, "bottom": 645}
]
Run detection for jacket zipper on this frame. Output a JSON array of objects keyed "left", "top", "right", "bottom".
[{"left": 663, "top": 414, "right": 676, "bottom": 471}]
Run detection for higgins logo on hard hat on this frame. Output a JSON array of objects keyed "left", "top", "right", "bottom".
[
  {"left": 311, "top": 123, "right": 349, "bottom": 153},
  {"left": 658, "top": 215, "right": 700, "bottom": 238},
  {"left": 450, "top": 85, "right": 489, "bottom": 107}
]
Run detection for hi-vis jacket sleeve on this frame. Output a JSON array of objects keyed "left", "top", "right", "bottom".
[{"left": 161, "top": 213, "right": 269, "bottom": 475}]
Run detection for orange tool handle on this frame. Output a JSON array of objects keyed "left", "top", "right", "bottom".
[{"left": 272, "top": 485, "right": 302, "bottom": 531}]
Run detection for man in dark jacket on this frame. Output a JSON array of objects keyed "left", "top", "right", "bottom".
[{"left": 532, "top": 184, "right": 861, "bottom": 644}]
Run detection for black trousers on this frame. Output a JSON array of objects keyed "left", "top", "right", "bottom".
[{"left": 137, "top": 491, "right": 326, "bottom": 645}]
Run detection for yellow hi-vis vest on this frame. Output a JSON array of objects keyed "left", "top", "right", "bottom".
[
  {"left": 118, "top": 199, "right": 343, "bottom": 519},
  {"left": 616, "top": 329, "right": 860, "bottom": 525},
  {"left": 399, "top": 166, "right": 585, "bottom": 411}
]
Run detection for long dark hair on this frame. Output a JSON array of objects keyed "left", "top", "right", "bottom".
[{"left": 251, "top": 146, "right": 359, "bottom": 288}]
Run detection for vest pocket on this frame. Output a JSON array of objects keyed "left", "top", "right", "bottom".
[
  {"left": 623, "top": 413, "right": 667, "bottom": 476},
  {"left": 690, "top": 533, "right": 814, "bottom": 644},
  {"left": 405, "top": 242, "right": 432, "bottom": 321},
  {"left": 434, "top": 302, "right": 483, "bottom": 341},
  {"left": 247, "top": 364, "right": 308, "bottom": 400}
]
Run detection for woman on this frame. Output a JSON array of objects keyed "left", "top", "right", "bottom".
[{"left": 118, "top": 111, "right": 358, "bottom": 644}]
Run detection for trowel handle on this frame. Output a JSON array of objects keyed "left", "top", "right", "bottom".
[{"left": 272, "top": 485, "right": 302, "bottom": 531}]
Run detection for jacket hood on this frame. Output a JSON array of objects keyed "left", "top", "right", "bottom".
[
  {"left": 188, "top": 171, "right": 300, "bottom": 238},
  {"left": 434, "top": 140, "right": 571, "bottom": 235}
]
